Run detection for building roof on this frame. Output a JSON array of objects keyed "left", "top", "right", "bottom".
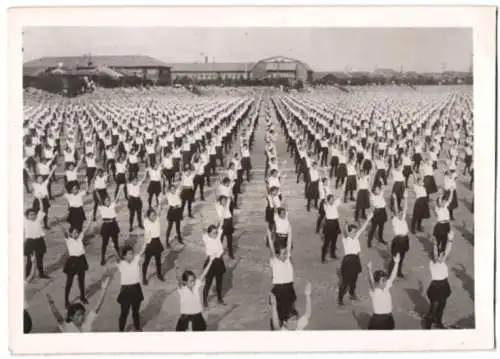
[
  {"left": 265, "top": 62, "right": 297, "bottom": 72},
  {"left": 24, "top": 55, "right": 170, "bottom": 69},
  {"left": 169, "top": 62, "right": 255, "bottom": 73}
]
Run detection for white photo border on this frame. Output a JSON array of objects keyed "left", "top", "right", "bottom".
[{"left": 8, "top": 5, "right": 496, "bottom": 354}]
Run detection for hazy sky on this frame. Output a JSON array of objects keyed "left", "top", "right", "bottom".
[{"left": 23, "top": 27, "right": 472, "bottom": 72}]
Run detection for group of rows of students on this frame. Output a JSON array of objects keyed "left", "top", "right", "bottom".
[
  {"left": 23, "top": 94, "right": 261, "bottom": 332},
  {"left": 261, "top": 90, "right": 473, "bottom": 330}
]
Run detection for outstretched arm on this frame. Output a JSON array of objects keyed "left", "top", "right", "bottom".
[
  {"left": 269, "top": 294, "right": 281, "bottom": 330},
  {"left": 266, "top": 229, "right": 276, "bottom": 258},
  {"left": 366, "top": 261, "right": 375, "bottom": 291},
  {"left": 46, "top": 294, "right": 65, "bottom": 325},
  {"left": 386, "top": 254, "right": 400, "bottom": 288},
  {"left": 93, "top": 277, "right": 111, "bottom": 314}
]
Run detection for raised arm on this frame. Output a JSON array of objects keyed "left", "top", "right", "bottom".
[
  {"left": 269, "top": 293, "right": 281, "bottom": 330},
  {"left": 443, "top": 231, "right": 455, "bottom": 261},
  {"left": 366, "top": 261, "right": 375, "bottom": 291},
  {"left": 303, "top": 282, "right": 312, "bottom": 320},
  {"left": 46, "top": 294, "right": 65, "bottom": 325},
  {"left": 266, "top": 229, "right": 276, "bottom": 258},
  {"left": 93, "top": 277, "right": 111, "bottom": 314},
  {"left": 386, "top": 253, "right": 401, "bottom": 288},
  {"left": 199, "top": 257, "right": 214, "bottom": 282},
  {"left": 25, "top": 253, "right": 36, "bottom": 283},
  {"left": 354, "top": 213, "right": 373, "bottom": 241}
]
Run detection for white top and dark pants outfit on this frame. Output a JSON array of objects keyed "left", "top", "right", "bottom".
[
  {"left": 368, "top": 287, "right": 395, "bottom": 330},
  {"left": 118, "top": 256, "right": 144, "bottom": 332},
  {"left": 306, "top": 168, "right": 320, "bottom": 212},
  {"left": 63, "top": 235, "right": 88, "bottom": 307},
  {"left": 142, "top": 219, "right": 165, "bottom": 284},
  {"left": 411, "top": 185, "right": 430, "bottom": 233},
  {"left": 165, "top": 192, "right": 184, "bottom": 247},
  {"left": 388, "top": 217, "right": 410, "bottom": 277},
  {"left": 433, "top": 208, "right": 451, "bottom": 255},
  {"left": 176, "top": 279, "right": 207, "bottom": 331},
  {"left": 24, "top": 212, "right": 48, "bottom": 278},
  {"left": 99, "top": 204, "right": 121, "bottom": 266},
  {"left": 127, "top": 183, "right": 144, "bottom": 231},
  {"left": 425, "top": 261, "right": 451, "bottom": 329},
  {"left": 66, "top": 193, "right": 86, "bottom": 233},
  {"left": 202, "top": 235, "right": 226, "bottom": 307},
  {"left": 338, "top": 236, "right": 362, "bottom": 305},
  {"left": 181, "top": 173, "right": 195, "bottom": 218},
  {"left": 270, "top": 257, "right": 296, "bottom": 329},
  {"left": 217, "top": 202, "right": 235, "bottom": 259},
  {"left": 322, "top": 202, "right": 341, "bottom": 262},
  {"left": 367, "top": 195, "right": 388, "bottom": 247}
]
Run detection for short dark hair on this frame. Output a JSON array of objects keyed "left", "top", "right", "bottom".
[
  {"left": 66, "top": 303, "right": 86, "bottom": 322},
  {"left": 121, "top": 245, "right": 134, "bottom": 258},
  {"left": 373, "top": 270, "right": 387, "bottom": 284},
  {"left": 181, "top": 270, "right": 195, "bottom": 283}
]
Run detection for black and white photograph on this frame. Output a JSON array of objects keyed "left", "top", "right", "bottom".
[{"left": 7, "top": 5, "right": 495, "bottom": 354}]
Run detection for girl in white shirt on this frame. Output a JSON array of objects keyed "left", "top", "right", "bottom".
[
  {"left": 425, "top": 232, "right": 454, "bottom": 329},
  {"left": 127, "top": 148, "right": 140, "bottom": 181},
  {"left": 174, "top": 257, "right": 214, "bottom": 331},
  {"left": 192, "top": 154, "right": 206, "bottom": 201},
  {"left": 306, "top": 162, "right": 321, "bottom": 212},
  {"left": 389, "top": 192, "right": 410, "bottom": 278},
  {"left": 61, "top": 217, "right": 92, "bottom": 307},
  {"left": 273, "top": 207, "right": 292, "bottom": 251},
  {"left": 410, "top": 176, "right": 430, "bottom": 233},
  {"left": 117, "top": 241, "right": 148, "bottom": 332},
  {"left": 65, "top": 184, "right": 87, "bottom": 233},
  {"left": 114, "top": 154, "right": 129, "bottom": 200},
  {"left": 142, "top": 208, "right": 166, "bottom": 285},
  {"left": 344, "top": 158, "right": 358, "bottom": 202},
  {"left": 160, "top": 149, "right": 175, "bottom": 191},
  {"left": 422, "top": 157, "right": 438, "bottom": 196},
  {"left": 24, "top": 202, "right": 49, "bottom": 279},
  {"left": 180, "top": 165, "right": 196, "bottom": 218},
  {"left": 433, "top": 193, "right": 453, "bottom": 255},
  {"left": 367, "top": 185, "right": 388, "bottom": 247},
  {"left": 355, "top": 171, "right": 370, "bottom": 222},
  {"left": 266, "top": 227, "right": 296, "bottom": 329},
  {"left": 201, "top": 223, "right": 227, "bottom": 308},
  {"left": 216, "top": 196, "right": 235, "bottom": 259},
  {"left": 46, "top": 277, "right": 110, "bottom": 332},
  {"left": 338, "top": 216, "right": 372, "bottom": 305},
  {"left": 147, "top": 162, "right": 163, "bottom": 210},
  {"left": 85, "top": 152, "right": 97, "bottom": 187},
  {"left": 443, "top": 170, "right": 458, "bottom": 220},
  {"left": 270, "top": 282, "right": 312, "bottom": 331},
  {"left": 97, "top": 192, "right": 122, "bottom": 266},
  {"left": 366, "top": 254, "right": 401, "bottom": 329}
]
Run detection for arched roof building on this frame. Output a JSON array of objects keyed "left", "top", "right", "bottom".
[{"left": 251, "top": 56, "right": 313, "bottom": 83}]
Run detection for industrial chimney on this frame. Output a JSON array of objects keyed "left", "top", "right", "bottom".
[{"left": 204, "top": 56, "right": 208, "bottom": 64}]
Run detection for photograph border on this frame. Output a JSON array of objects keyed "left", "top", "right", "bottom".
[{"left": 8, "top": 5, "right": 496, "bottom": 354}]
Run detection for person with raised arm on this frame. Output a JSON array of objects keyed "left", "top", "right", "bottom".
[
  {"left": 61, "top": 211, "right": 93, "bottom": 308},
  {"left": 320, "top": 183, "right": 344, "bottom": 262},
  {"left": 366, "top": 253, "right": 401, "bottom": 330},
  {"left": 433, "top": 191, "right": 453, "bottom": 255},
  {"left": 388, "top": 191, "right": 410, "bottom": 278},
  {"left": 425, "top": 231, "right": 455, "bottom": 329},
  {"left": 127, "top": 173, "right": 146, "bottom": 232},
  {"left": 367, "top": 184, "right": 389, "bottom": 248},
  {"left": 180, "top": 164, "right": 196, "bottom": 218},
  {"left": 64, "top": 157, "right": 83, "bottom": 192},
  {"left": 97, "top": 189, "right": 123, "bottom": 266},
  {"left": 267, "top": 227, "right": 295, "bottom": 330},
  {"left": 354, "top": 170, "right": 371, "bottom": 222},
  {"left": 338, "top": 214, "right": 372, "bottom": 306},
  {"left": 117, "top": 239, "right": 148, "bottom": 332},
  {"left": 200, "top": 220, "right": 227, "bottom": 308},
  {"left": 46, "top": 276, "right": 110, "bottom": 332},
  {"left": 270, "top": 282, "right": 312, "bottom": 331},
  {"left": 142, "top": 203, "right": 166, "bottom": 285},
  {"left": 64, "top": 182, "right": 88, "bottom": 233},
  {"left": 114, "top": 154, "right": 129, "bottom": 200},
  {"left": 24, "top": 199, "right": 49, "bottom": 280},
  {"left": 410, "top": 175, "right": 430, "bottom": 233},
  {"left": 26, "top": 163, "right": 57, "bottom": 229},
  {"left": 174, "top": 257, "right": 214, "bottom": 331},
  {"left": 146, "top": 160, "right": 162, "bottom": 210}
]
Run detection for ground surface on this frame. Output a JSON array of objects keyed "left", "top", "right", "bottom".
[{"left": 24, "top": 93, "right": 474, "bottom": 332}]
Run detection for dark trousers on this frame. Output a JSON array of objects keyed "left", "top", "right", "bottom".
[
  {"left": 129, "top": 206, "right": 143, "bottom": 229},
  {"left": 176, "top": 313, "right": 207, "bottom": 331},
  {"left": 203, "top": 271, "right": 223, "bottom": 305},
  {"left": 65, "top": 272, "right": 86, "bottom": 305},
  {"left": 25, "top": 250, "right": 45, "bottom": 277},
  {"left": 321, "top": 233, "right": 338, "bottom": 261},
  {"left": 101, "top": 235, "right": 120, "bottom": 263},
  {"left": 367, "top": 222, "right": 385, "bottom": 246},
  {"left": 181, "top": 198, "right": 193, "bottom": 217},
  {"left": 426, "top": 299, "right": 447, "bottom": 328},
  {"left": 355, "top": 206, "right": 367, "bottom": 222},
  {"left": 338, "top": 273, "right": 359, "bottom": 303},
  {"left": 119, "top": 301, "right": 141, "bottom": 331},
  {"left": 142, "top": 252, "right": 161, "bottom": 280},
  {"left": 148, "top": 193, "right": 160, "bottom": 209},
  {"left": 166, "top": 219, "right": 182, "bottom": 244},
  {"left": 193, "top": 175, "right": 205, "bottom": 200},
  {"left": 221, "top": 229, "right": 234, "bottom": 258},
  {"left": 411, "top": 216, "right": 423, "bottom": 232}
]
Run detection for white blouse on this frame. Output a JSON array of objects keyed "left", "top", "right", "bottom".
[
  {"left": 24, "top": 212, "right": 45, "bottom": 238},
  {"left": 99, "top": 204, "right": 117, "bottom": 219},
  {"left": 436, "top": 207, "right": 450, "bottom": 222},
  {"left": 392, "top": 217, "right": 409, "bottom": 236},
  {"left": 203, "top": 234, "right": 224, "bottom": 258},
  {"left": 270, "top": 257, "right": 294, "bottom": 284},
  {"left": 393, "top": 170, "right": 404, "bottom": 182},
  {"left": 370, "top": 288, "right": 393, "bottom": 315},
  {"left": 144, "top": 219, "right": 161, "bottom": 241},
  {"left": 32, "top": 183, "right": 48, "bottom": 199},
  {"left": 178, "top": 280, "right": 203, "bottom": 315},
  {"left": 372, "top": 194, "right": 386, "bottom": 208},
  {"left": 166, "top": 192, "right": 182, "bottom": 207},
  {"left": 324, "top": 201, "right": 340, "bottom": 219},
  {"left": 429, "top": 261, "right": 449, "bottom": 280},
  {"left": 127, "top": 183, "right": 140, "bottom": 198},
  {"left": 309, "top": 168, "right": 319, "bottom": 182},
  {"left": 274, "top": 215, "right": 290, "bottom": 234},
  {"left": 94, "top": 176, "right": 107, "bottom": 189},
  {"left": 65, "top": 236, "right": 85, "bottom": 257},
  {"left": 342, "top": 236, "right": 361, "bottom": 255},
  {"left": 414, "top": 184, "right": 427, "bottom": 198},
  {"left": 119, "top": 257, "right": 141, "bottom": 285},
  {"left": 65, "top": 193, "right": 84, "bottom": 207},
  {"left": 182, "top": 173, "right": 195, "bottom": 187},
  {"left": 149, "top": 168, "right": 161, "bottom": 181}
]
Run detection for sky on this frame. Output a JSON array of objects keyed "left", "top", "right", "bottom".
[{"left": 23, "top": 27, "right": 472, "bottom": 72}]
